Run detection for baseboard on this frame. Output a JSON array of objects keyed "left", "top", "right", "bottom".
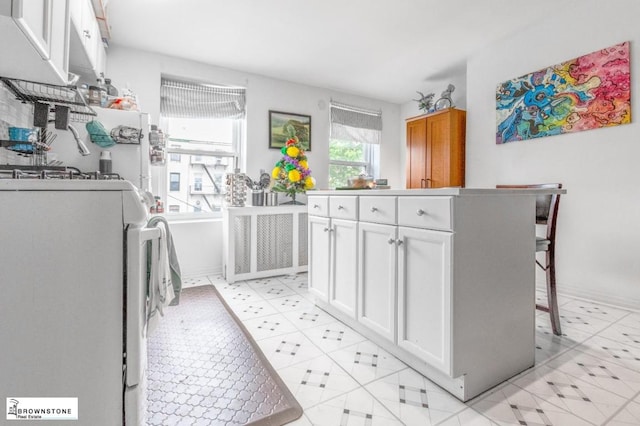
[{"left": 539, "top": 282, "right": 640, "bottom": 312}]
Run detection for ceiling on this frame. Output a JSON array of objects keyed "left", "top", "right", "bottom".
[{"left": 107, "top": 0, "right": 574, "bottom": 104}]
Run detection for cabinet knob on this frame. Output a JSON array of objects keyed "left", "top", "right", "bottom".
[
  {"left": 338, "top": 205, "right": 345, "bottom": 210},
  {"left": 323, "top": 227, "right": 329, "bottom": 232},
  {"left": 370, "top": 207, "right": 378, "bottom": 213},
  {"left": 396, "top": 239, "right": 404, "bottom": 246},
  {"left": 83, "top": 30, "right": 91, "bottom": 39},
  {"left": 313, "top": 204, "right": 320, "bottom": 209},
  {"left": 387, "top": 238, "right": 395, "bottom": 245},
  {"left": 416, "top": 209, "right": 426, "bottom": 216}
]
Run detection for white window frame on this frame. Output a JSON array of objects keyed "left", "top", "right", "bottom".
[{"left": 157, "top": 118, "right": 244, "bottom": 221}]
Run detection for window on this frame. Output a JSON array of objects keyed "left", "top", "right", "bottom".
[
  {"left": 194, "top": 174, "right": 203, "bottom": 192},
  {"left": 160, "top": 77, "right": 246, "bottom": 218},
  {"left": 169, "top": 173, "right": 181, "bottom": 191},
  {"left": 170, "top": 153, "right": 181, "bottom": 162},
  {"left": 329, "top": 102, "right": 382, "bottom": 188},
  {"left": 169, "top": 205, "right": 180, "bottom": 213}
]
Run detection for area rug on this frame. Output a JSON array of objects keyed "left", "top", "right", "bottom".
[{"left": 147, "top": 285, "right": 303, "bottom": 425}]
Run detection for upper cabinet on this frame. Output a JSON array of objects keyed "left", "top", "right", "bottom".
[
  {"left": 0, "top": 0, "right": 107, "bottom": 86},
  {"left": 0, "top": 0, "right": 70, "bottom": 85},
  {"left": 406, "top": 108, "right": 466, "bottom": 189},
  {"left": 68, "top": 0, "right": 106, "bottom": 80}
]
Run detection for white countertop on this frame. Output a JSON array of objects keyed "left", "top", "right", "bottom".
[
  {"left": 308, "top": 188, "right": 566, "bottom": 196},
  {"left": 0, "top": 179, "right": 137, "bottom": 191}
]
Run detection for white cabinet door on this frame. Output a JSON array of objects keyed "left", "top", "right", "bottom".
[
  {"left": 69, "top": 0, "right": 103, "bottom": 78},
  {"left": 329, "top": 219, "right": 357, "bottom": 318},
  {"left": 12, "top": 0, "right": 52, "bottom": 59},
  {"left": 48, "top": 0, "right": 69, "bottom": 81},
  {"left": 358, "top": 222, "right": 397, "bottom": 342},
  {"left": 0, "top": 0, "right": 69, "bottom": 84},
  {"left": 397, "top": 226, "right": 452, "bottom": 374},
  {"left": 308, "top": 215, "right": 330, "bottom": 302}
]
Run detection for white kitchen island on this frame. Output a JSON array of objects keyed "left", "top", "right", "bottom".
[{"left": 307, "top": 187, "right": 564, "bottom": 401}]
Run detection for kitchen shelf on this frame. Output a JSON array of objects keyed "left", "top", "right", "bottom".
[{"left": 1, "top": 77, "right": 97, "bottom": 123}]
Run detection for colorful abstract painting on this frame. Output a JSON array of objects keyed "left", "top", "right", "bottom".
[{"left": 496, "top": 41, "right": 631, "bottom": 144}]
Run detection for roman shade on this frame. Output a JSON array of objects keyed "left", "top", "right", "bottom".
[
  {"left": 330, "top": 101, "right": 382, "bottom": 145},
  {"left": 160, "top": 77, "right": 246, "bottom": 119}
]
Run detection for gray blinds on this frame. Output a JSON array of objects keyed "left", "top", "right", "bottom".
[
  {"left": 330, "top": 101, "right": 382, "bottom": 145},
  {"left": 160, "top": 77, "right": 246, "bottom": 119}
]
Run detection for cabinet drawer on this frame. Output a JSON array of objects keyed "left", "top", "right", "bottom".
[
  {"left": 308, "top": 196, "right": 329, "bottom": 217},
  {"left": 359, "top": 196, "right": 397, "bottom": 224},
  {"left": 329, "top": 196, "right": 358, "bottom": 220},
  {"left": 398, "top": 196, "right": 452, "bottom": 230}
]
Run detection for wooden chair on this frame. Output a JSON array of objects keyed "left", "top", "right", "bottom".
[{"left": 497, "top": 183, "right": 563, "bottom": 335}]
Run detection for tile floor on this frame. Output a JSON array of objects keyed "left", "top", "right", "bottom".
[{"left": 180, "top": 274, "right": 640, "bottom": 425}]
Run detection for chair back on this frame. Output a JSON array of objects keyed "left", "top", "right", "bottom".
[{"left": 496, "top": 183, "right": 562, "bottom": 241}]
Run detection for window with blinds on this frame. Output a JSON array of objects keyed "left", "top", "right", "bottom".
[
  {"left": 329, "top": 101, "right": 382, "bottom": 189},
  {"left": 159, "top": 77, "right": 246, "bottom": 217}
]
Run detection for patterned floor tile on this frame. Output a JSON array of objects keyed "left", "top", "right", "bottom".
[
  {"left": 328, "top": 340, "right": 407, "bottom": 385},
  {"left": 285, "top": 413, "right": 314, "bottom": 425},
  {"left": 605, "top": 396, "right": 640, "bottom": 426},
  {"left": 534, "top": 333, "right": 573, "bottom": 365},
  {"left": 277, "top": 354, "right": 361, "bottom": 408},
  {"left": 256, "top": 330, "right": 325, "bottom": 369},
  {"left": 181, "top": 275, "right": 212, "bottom": 288},
  {"left": 597, "top": 322, "right": 640, "bottom": 350},
  {"left": 246, "top": 277, "right": 282, "bottom": 290},
  {"left": 268, "top": 293, "right": 318, "bottom": 313},
  {"left": 218, "top": 287, "right": 263, "bottom": 307},
  {"left": 536, "top": 312, "right": 599, "bottom": 345},
  {"left": 561, "top": 299, "right": 632, "bottom": 322},
  {"left": 511, "top": 363, "right": 629, "bottom": 424},
  {"left": 303, "top": 387, "right": 404, "bottom": 426},
  {"left": 241, "top": 312, "right": 299, "bottom": 341},
  {"left": 617, "top": 313, "right": 640, "bottom": 331},
  {"left": 206, "top": 274, "right": 226, "bottom": 285},
  {"left": 300, "top": 319, "right": 368, "bottom": 353},
  {"left": 282, "top": 305, "right": 338, "bottom": 330},
  {"left": 365, "top": 367, "right": 467, "bottom": 425},
  {"left": 277, "top": 272, "right": 308, "bottom": 283},
  {"left": 227, "top": 299, "right": 281, "bottom": 321},
  {"left": 435, "top": 408, "right": 498, "bottom": 425},
  {"left": 280, "top": 276, "right": 311, "bottom": 290},
  {"left": 213, "top": 280, "right": 245, "bottom": 295},
  {"left": 578, "top": 335, "right": 640, "bottom": 373},
  {"left": 471, "top": 382, "right": 593, "bottom": 425},
  {"left": 544, "top": 347, "right": 640, "bottom": 399},
  {"left": 556, "top": 310, "right": 613, "bottom": 335},
  {"left": 251, "top": 283, "right": 300, "bottom": 300}
]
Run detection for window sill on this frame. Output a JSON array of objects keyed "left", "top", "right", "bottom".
[{"left": 154, "top": 213, "right": 222, "bottom": 225}]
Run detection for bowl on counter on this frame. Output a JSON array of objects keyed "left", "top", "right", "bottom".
[{"left": 347, "top": 176, "right": 375, "bottom": 189}]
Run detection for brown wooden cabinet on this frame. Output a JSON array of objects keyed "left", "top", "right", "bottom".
[{"left": 406, "top": 108, "right": 466, "bottom": 188}]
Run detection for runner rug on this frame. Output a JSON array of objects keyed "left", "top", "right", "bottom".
[{"left": 146, "top": 285, "right": 302, "bottom": 425}]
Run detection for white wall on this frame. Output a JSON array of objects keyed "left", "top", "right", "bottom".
[
  {"left": 106, "top": 46, "right": 401, "bottom": 276},
  {"left": 465, "top": 0, "right": 640, "bottom": 307}
]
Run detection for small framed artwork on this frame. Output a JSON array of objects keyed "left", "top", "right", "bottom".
[{"left": 269, "top": 110, "right": 311, "bottom": 151}]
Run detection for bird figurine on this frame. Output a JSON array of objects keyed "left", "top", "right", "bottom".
[{"left": 438, "top": 84, "right": 455, "bottom": 109}]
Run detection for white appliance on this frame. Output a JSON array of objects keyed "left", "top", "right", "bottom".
[
  {"left": 0, "top": 179, "right": 160, "bottom": 425},
  {"left": 52, "top": 108, "right": 152, "bottom": 192}
]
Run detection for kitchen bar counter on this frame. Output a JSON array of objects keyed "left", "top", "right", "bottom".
[
  {"left": 309, "top": 187, "right": 565, "bottom": 196},
  {"left": 307, "top": 188, "right": 564, "bottom": 401}
]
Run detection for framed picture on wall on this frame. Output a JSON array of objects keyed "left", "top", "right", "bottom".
[{"left": 268, "top": 110, "right": 311, "bottom": 151}]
